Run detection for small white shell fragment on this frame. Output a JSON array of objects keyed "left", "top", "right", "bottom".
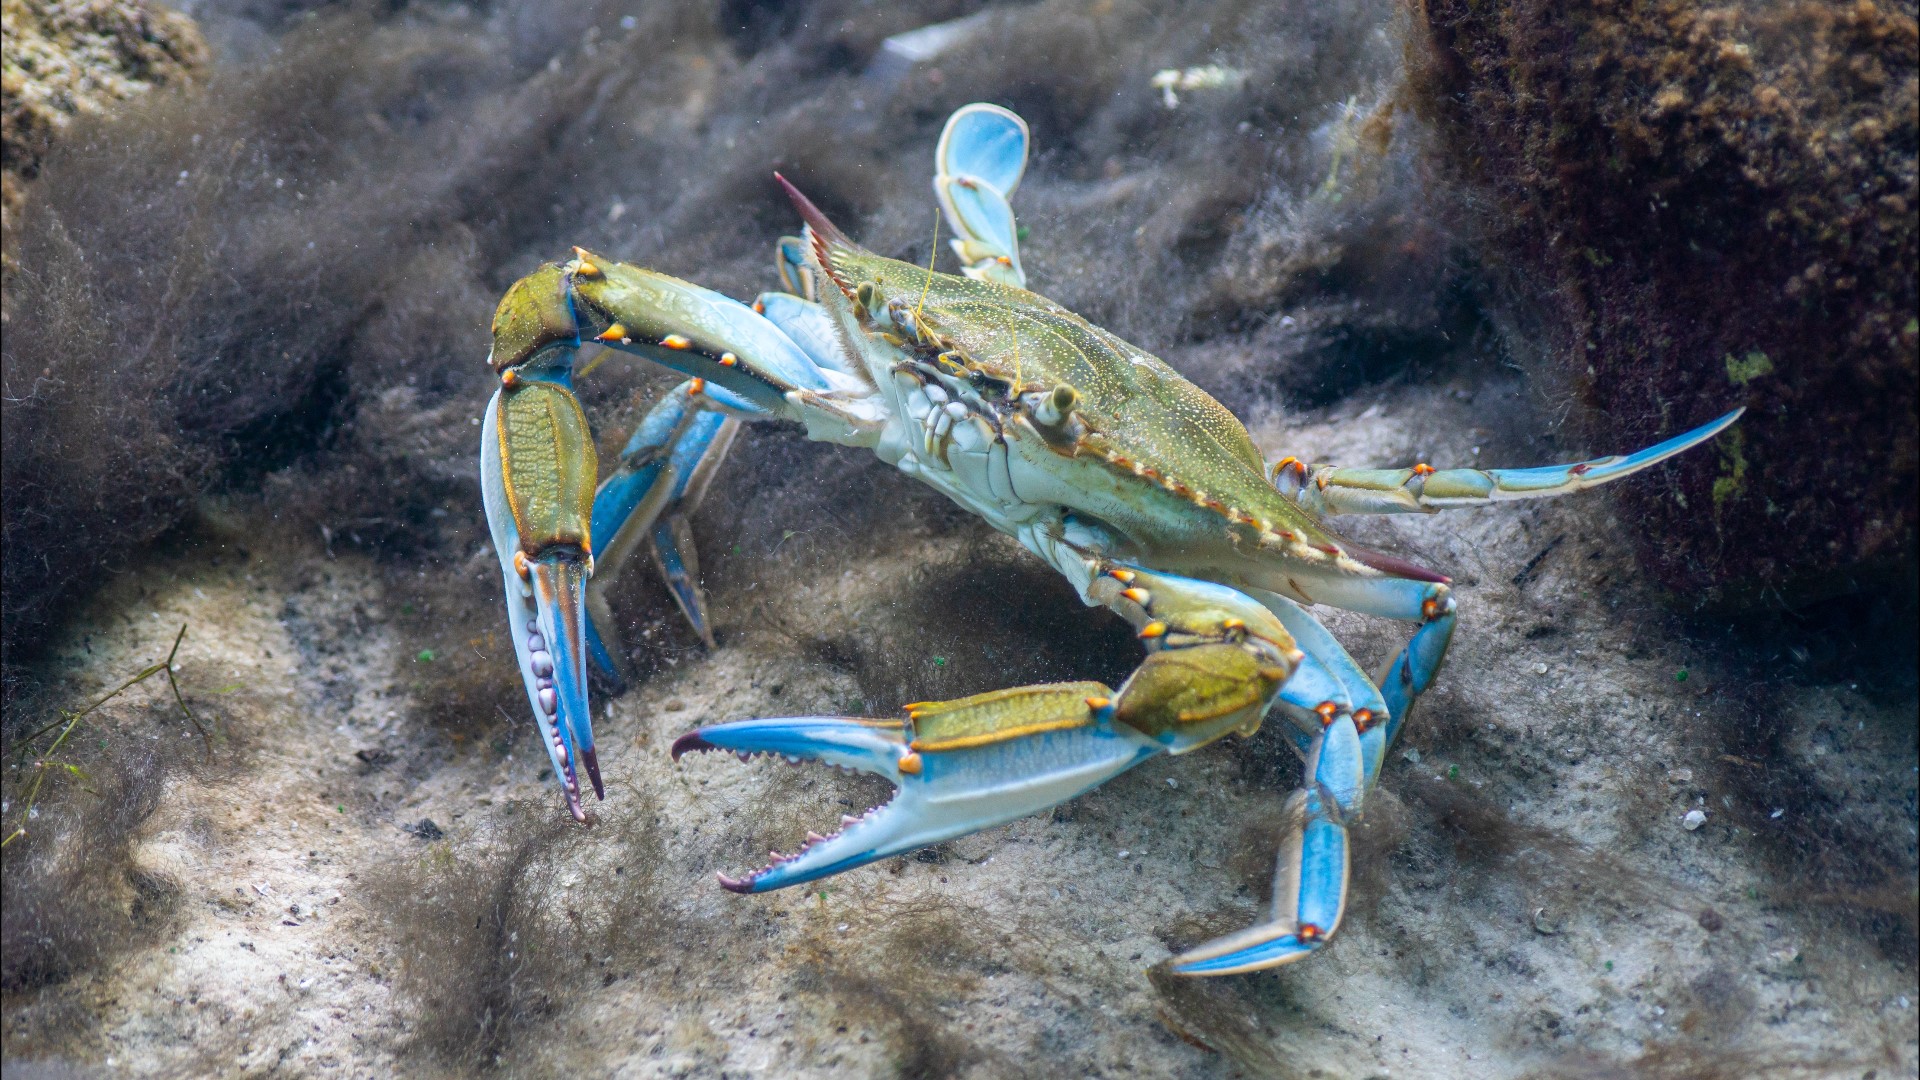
[{"left": 1682, "top": 809, "right": 1708, "bottom": 831}]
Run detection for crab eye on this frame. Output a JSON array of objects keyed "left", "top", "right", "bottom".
[
  {"left": 969, "top": 370, "right": 1011, "bottom": 397},
  {"left": 855, "top": 281, "right": 880, "bottom": 317},
  {"left": 1031, "top": 382, "right": 1078, "bottom": 426}
]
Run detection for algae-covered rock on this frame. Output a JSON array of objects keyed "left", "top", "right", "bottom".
[
  {"left": 0, "top": 0, "right": 208, "bottom": 256},
  {"left": 1409, "top": 0, "right": 1919, "bottom": 609}
]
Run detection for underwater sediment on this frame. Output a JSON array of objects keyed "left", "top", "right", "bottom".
[{"left": 3, "top": 1, "right": 1914, "bottom": 1077}]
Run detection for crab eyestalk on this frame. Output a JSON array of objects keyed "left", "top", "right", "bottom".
[{"left": 481, "top": 264, "right": 605, "bottom": 822}]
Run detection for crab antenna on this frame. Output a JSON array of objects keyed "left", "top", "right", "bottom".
[{"left": 914, "top": 206, "right": 939, "bottom": 323}]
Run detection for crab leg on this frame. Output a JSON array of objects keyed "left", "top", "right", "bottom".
[
  {"left": 584, "top": 382, "right": 750, "bottom": 675},
  {"left": 672, "top": 562, "right": 1302, "bottom": 893},
  {"left": 1271, "top": 408, "right": 1744, "bottom": 516},
  {"left": 1169, "top": 717, "right": 1365, "bottom": 975},
  {"left": 570, "top": 250, "right": 885, "bottom": 672},
  {"left": 587, "top": 230, "right": 882, "bottom": 676},
  {"left": 1251, "top": 589, "right": 1393, "bottom": 780},
  {"left": 1165, "top": 583, "right": 1450, "bottom": 975},
  {"left": 934, "top": 102, "right": 1029, "bottom": 287},
  {"left": 1284, "top": 573, "right": 1457, "bottom": 753},
  {"left": 673, "top": 688, "right": 1164, "bottom": 892},
  {"left": 752, "top": 290, "right": 863, "bottom": 378}
]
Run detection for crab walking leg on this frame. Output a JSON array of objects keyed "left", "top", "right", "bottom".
[
  {"left": 1167, "top": 725, "right": 1363, "bottom": 976},
  {"left": 934, "top": 102, "right": 1029, "bottom": 287},
  {"left": 1271, "top": 408, "right": 1744, "bottom": 516},
  {"left": 671, "top": 558, "right": 1302, "bottom": 893},
  {"left": 585, "top": 382, "right": 757, "bottom": 675},
  {"left": 1165, "top": 577, "right": 1456, "bottom": 973},
  {"left": 1248, "top": 588, "right": 1394, "bottom": 780},
  {"left": 1290, "top": 573, "right": 1458, "bottom": 754},
  {"left": 774, "top": 235, "right": 820, "bottom": 302},
  {"left": 1166, "top": 597, "right": 1388, "bottom": 975}
]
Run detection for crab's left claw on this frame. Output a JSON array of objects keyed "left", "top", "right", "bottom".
[{"left": 672, "top": 684, "right": 1163, "bottom": 892}]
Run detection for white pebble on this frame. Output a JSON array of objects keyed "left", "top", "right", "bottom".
[
  {"left": 1166, "top": 778, "right": 1178, "bottom": 788},
  {"left": 1682, "top": 809, "right": 1708, "bottom": 831},
  {"left": 1117, "top": 850, "right": 1130, "bottom": 859},
  {"left": 1533, "top": 662, "right": 1549, "bottom": 675}
]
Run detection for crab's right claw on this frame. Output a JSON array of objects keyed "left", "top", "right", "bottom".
[
  {"left": 480, "top": 268, "right": 603, "bottom": 820},
  {"left": 934, "top": 102, "right": 1029, "bottom": 287},
  {"left": 672, "top": 683, "right": 1163, "bottom": 893}
]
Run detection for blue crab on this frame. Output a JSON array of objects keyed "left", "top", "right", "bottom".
[{"left": 480, "top": 104, "right": 1741, "bottom": 974}]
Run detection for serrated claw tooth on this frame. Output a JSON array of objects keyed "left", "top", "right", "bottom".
[{"left": 807, "top": 831, "right": 828, "bottom": 843}]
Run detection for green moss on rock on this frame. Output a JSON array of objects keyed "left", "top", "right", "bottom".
[
  {"left": 1409, "top": 0, "right": 1918, "bottom": 609},
  {"left": 0, "top": 0, "right": 208, "bottom": 259}
]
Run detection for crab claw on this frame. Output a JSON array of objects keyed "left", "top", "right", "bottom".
[
  {"left": 524, "top": 554, "right": 601, "bottom": 816},
  {"left": 481, "top": 373, "right": 603, "bottom": 822},
  {"left": 672, "top": 684, "right": 1165, "bottom": 893}
]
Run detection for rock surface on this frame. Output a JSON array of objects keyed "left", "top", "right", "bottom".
[
  {"left": 1408, "top": 0, "right": 1919, "bottom": 610},
  {"left": 0, "top": 0, "right": 208, "bottom": 263}
]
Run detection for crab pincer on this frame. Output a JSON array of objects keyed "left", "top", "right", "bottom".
[{"left": 672, "top": 685, "right": 1165, "bottom": 893}]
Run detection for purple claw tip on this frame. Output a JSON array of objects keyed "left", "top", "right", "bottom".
[
  {"left": 716, "top": 871, "right": 755, "bottom": 894},
  {"left": 671, "top": 731, "right": 716, "bottom": 761},
  {"left": 582, "top": 747, "right": 605, "bottom": 800}
]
